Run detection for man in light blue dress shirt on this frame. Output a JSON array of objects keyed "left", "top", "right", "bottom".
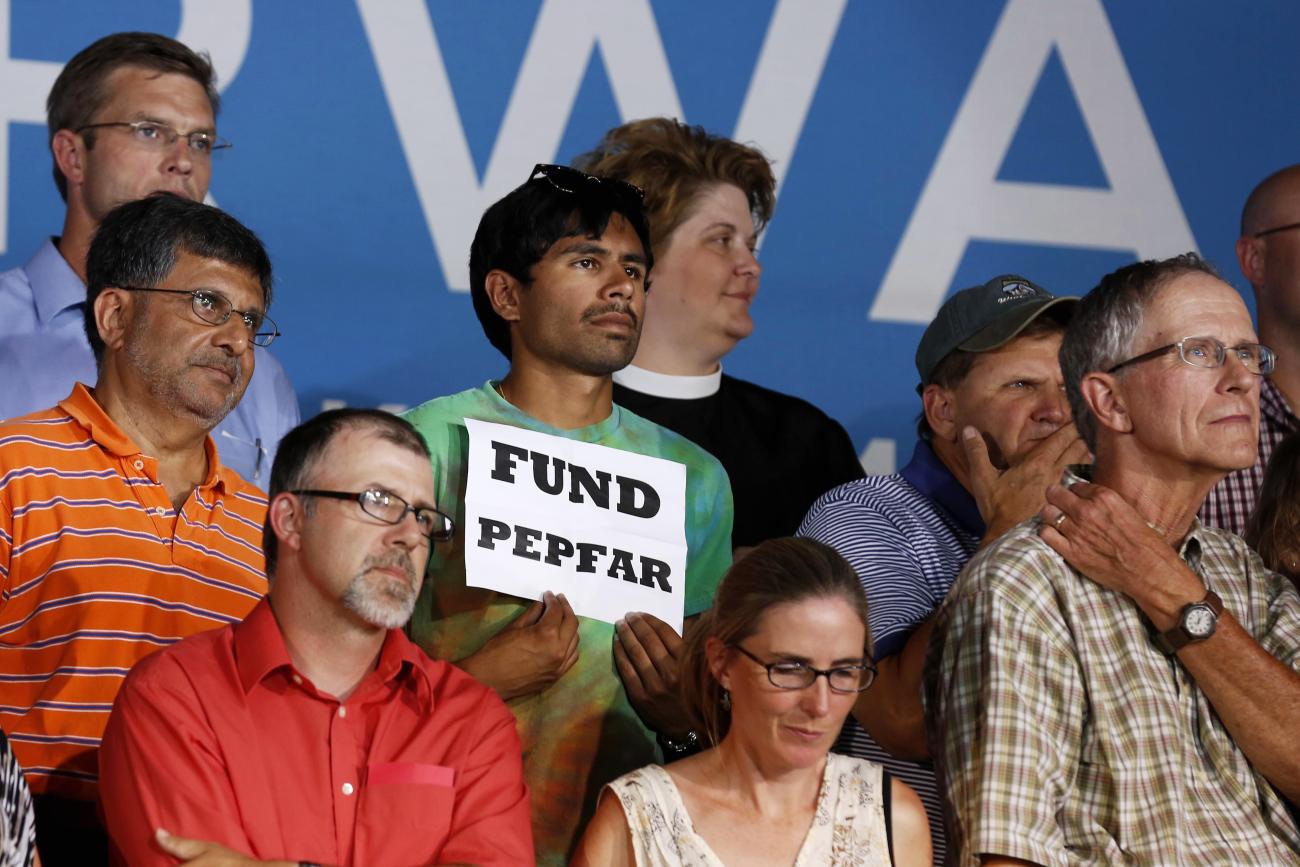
[{"left": 0, "top": 32, "right": 298, "bottom": 487}]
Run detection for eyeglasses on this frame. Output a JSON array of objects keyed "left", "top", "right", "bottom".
[
  {"left": 529, "top": 163, "right": 645, "bottom": 210},
  {"left": 1107, "top": 335, "right": 1276, "bottom": 376},
  {"left": 1254, "top": 220, "right": 1300, "bottom": 239},
  {"left": 730, "top": 644, "right": 875, "bottom": 694},
  {"left": 120, "top": 287, "right": 279, "bottom": 347},
  {"left": 292, "top": 488, "right": 455, "bottom": 543},
  {"left": 77, "top": 121, "right": 230, "bottom": 156}
]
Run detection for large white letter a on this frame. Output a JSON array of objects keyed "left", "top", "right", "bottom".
[{"left": 871, "top": 0, "right": 1197, "bottom": 323}]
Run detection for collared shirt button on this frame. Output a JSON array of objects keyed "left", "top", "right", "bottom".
[
  {"left": 133, "top": 459, "right": 144, "bottom": 471},
  {"left": 337, "top": 706, "right": 347, "bottom": 719},
  {"left": 341, "top": 782, "right": 354, "bottom": 796},
  {"left": 292, "top": 674, "right": 303, "bottom": 685}
]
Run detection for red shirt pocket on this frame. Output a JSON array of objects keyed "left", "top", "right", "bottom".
[
  {"left": 367, "top": 762, "right": 456, "bottom": 787},
  {"left": 356, "top": 764, "right": 456, "bottom": 863}
]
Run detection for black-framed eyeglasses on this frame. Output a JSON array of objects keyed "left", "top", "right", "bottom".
[
  {"left": 292, "top": 488, "right": 455, "bottom": 543},
  {"left": 529, "top": 163, "right": 645, "bottom": 210},
  {"left": 77, "top": 120, "right": 231, "bottom": 156},
  {"left": 730, "top": 644, "right": 875, "bottom": 694},
  {"left": 1106, "top": 335, "right": 1276, "bottom": 376},
  {"left": 119, "top": 287, "right": 279, "bottom": 347},
  {"left": 1254, "top": 220, "right": 1300, "bottom": 239}
]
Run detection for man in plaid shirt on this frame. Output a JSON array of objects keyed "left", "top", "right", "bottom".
[
  {"left": 927, "top": 253, "right": 1300, "bottom": 865},
  {"left": 1201, "top": 165, "right": 1300, "bottom": 534}
]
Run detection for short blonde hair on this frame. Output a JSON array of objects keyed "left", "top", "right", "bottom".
[{"left": 573, "top": 117, "right": 776, "bottom": 257}]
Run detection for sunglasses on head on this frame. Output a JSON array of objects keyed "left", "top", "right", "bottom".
[{"left": 528, "top": 163, "right": 645, "bottom": 211}]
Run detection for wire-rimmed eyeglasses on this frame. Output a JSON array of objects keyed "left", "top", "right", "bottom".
[
  {"left": 77, "top": 120, "right": 230, "bottom": 156},
  {"left": 119, "top": 287, "right": 279, "bottom": 347},
  {"left": 1253, "top": 220, "right": 1300, "bottom": 239},
  {"left": 1106, "top": 335, "right": 1276, "bottom": 376}
]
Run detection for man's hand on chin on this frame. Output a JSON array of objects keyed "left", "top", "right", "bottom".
[{"left": 964, "top": 422, "right": 1089, "bottom": 547}]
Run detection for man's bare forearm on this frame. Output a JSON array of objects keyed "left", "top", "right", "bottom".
[
  {"left": 1119, "top": 558, "right": 1300, "bottom": 801},
  {"left": 1175, "top": 615, "right": 1300, "bottom": 801},
  {"left": 852, "top": 618, "right": 933, "bottom": 760}
]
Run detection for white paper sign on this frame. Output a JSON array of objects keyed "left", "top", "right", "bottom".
[{"left": 462, "top": 418, "right": 689, "bottom": 631}]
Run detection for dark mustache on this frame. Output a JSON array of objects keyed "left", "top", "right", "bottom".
[
  {"left": 582, "top": 303, "right": 638, "bottom": 328},
  {"left": 192, "top": 353, "right": 242, "bottom": 385}
]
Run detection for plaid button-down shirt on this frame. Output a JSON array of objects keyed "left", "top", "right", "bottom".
[
  {"left": 1200, "top": 377, "right": 1298, "bottom": 536},
  {"left": 926, "top": 493, "right": 1300, "bottom": 865}
]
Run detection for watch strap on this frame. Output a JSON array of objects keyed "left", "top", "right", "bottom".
[{"left": 1154, "top": 590, "right": 1223, "bottom": 655}]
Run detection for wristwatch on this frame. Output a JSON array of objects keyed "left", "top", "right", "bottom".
[{"left": 1154, "top": 590, "right": 1223, "bottom": 654}]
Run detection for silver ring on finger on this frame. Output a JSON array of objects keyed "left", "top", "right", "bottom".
[{"left": 1053, "top": 513, "right": 1068, "bottom": 530}]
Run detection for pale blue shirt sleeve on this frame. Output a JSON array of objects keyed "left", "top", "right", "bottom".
[{"left": 0, "top": 240, "right": 97, "bottom": 421}]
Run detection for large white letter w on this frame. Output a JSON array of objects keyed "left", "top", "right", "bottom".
[{"left": 358, "top": 0, "right": 845, "bottom": 292}]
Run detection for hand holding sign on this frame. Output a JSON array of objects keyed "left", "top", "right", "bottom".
[
  {"left": 614, "top": 612, "right": 694, "bottom": 738},
  {"left": 460, "top": 591, "right": 579, "bottom": 702}
]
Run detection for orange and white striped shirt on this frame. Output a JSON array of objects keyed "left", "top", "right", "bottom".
[{"left": 0, "top": 384, "right": 268, "bottom": 800}]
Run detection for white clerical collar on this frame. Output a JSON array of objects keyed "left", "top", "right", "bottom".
[{"left": 614, "top": 364, "right": 723, "bottom": 399}]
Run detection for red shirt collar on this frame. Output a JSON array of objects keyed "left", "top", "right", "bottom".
[
  {"left": 232, "top": 598, "right": 434, "bottom": 708},
  {"left": 59, "top": 383, "right": 231, "bottom": 492}
]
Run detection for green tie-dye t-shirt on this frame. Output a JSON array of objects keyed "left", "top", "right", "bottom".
[{"left": 403, "top": 381, "right": 733, "bottom": 866}]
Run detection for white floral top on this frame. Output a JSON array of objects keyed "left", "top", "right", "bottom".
[{"left": 606, "top": 753, "right": 891, "bottom": 866}]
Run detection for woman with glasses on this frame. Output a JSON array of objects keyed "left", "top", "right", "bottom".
[{"left": 573, "top": 538, "right": 930, "bottom": 866}]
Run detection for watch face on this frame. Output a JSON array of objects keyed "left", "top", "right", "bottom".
[{"left": 1185, "top": 604, "right": 1217, "bottom": 637}]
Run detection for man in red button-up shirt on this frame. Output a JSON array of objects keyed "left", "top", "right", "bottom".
[{"left": 99, "top": 409, "right": 533, "bottom": 866}]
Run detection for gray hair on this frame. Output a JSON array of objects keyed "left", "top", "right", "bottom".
[{"left": 1061, "top": 253, "right": 1219, "bottom": 451}]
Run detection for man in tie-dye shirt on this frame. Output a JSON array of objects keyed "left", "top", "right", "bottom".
[{"left": 404, "top": 164, "right": 732, "bottom": 866}]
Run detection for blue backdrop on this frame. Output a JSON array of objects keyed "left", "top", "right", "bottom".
[{"left": 3, "top": 0, "right": 1297, "bottom": 473}]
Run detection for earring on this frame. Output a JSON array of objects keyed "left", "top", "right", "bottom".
[{"left": 720, "top": 689, "right": 731, "bottom": 712}]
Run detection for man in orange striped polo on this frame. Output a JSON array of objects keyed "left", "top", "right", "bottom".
[{"left": 0, "top": 192, "right": 275, "bottom": 863}]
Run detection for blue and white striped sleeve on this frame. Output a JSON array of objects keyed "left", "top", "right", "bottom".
[{"left": 798, "top": 489, "right": 932, "bottom": 660}]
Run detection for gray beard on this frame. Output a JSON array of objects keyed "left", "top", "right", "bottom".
[{"left": 341, "top": 554, "right": 418, "bottom": 629}]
